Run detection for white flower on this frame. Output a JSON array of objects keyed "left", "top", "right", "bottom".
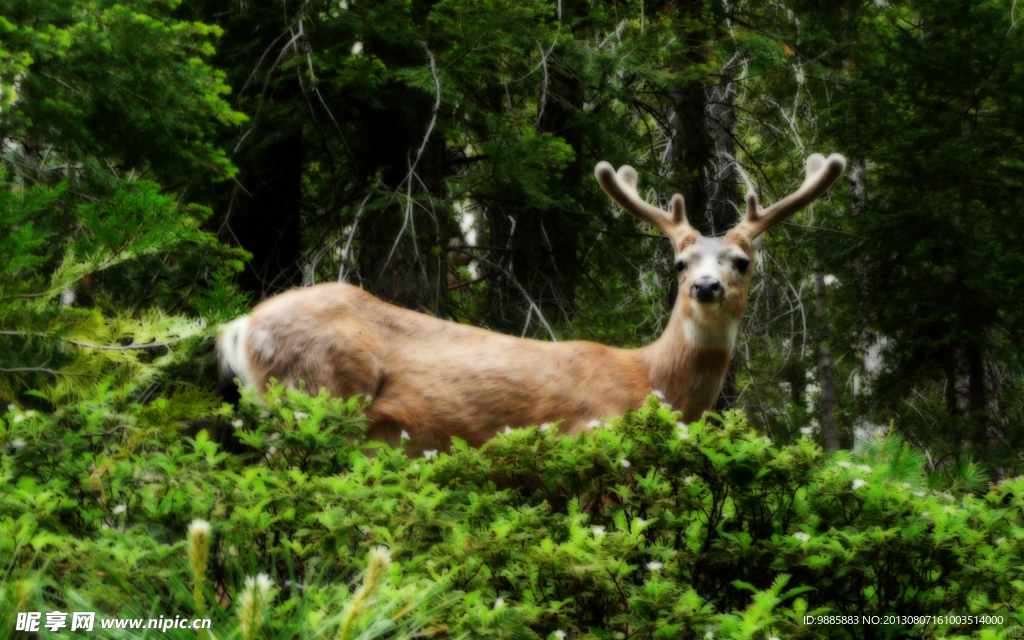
[
  {"left": 902, "top": 482, "right": 911, "bottom": 488},
  {"left": 705, "top": 632, "right": 714, "bottom": 639},
  {"left": 591, "top": 526, "right": 606, "bottom": 537},
  {"left": 400, "top": 430, "right": 410, "bottom": 440},
  {"left": 423, "top": 449, "right": 438, "bottom": 460},
  {"left": 676, "top": 422, "right": 690, "bottom": 439},
  {"left": 634, "top": 517, "right": 648, "bottom": 529},
  {"left": 996, "top": 537, "right": 1006, "bottom": 545},
  {"left": 922, "top": 511, "right": 930, "bottom": 518},
  {"left": 113, "top": 504, "right": 127, "bottom": 515},
  {"left": 13, "top": 414, "right": 24, "bottom": 423},
  {"left": 9, "top": 439, "right": 26, "bottom": 449},
  {"left": 851, "top": 479, "right": 867, "bottom": 490},
  {"left": 554, "top": 631, "right": 566, "bottom": 640},
  {"left": 351, "top": 41, "right": 363, "bottom": 55},
  {"left": 370, "top": 545, "right": 392, "bottom": 566},
  {"left": 913, "top": 491, "right": 926, "bottom": 498},
  {"left": 683, "top": 475, "right": 696, "bottom": 485},
  {"left": 493, "top": 597, "right": 504, "bottom": 609},
  {"left": 619, "top": 459, "right": 631, "bottom": 468},
  {"left": 792, "top": 531, "right": 811, "bottom": 543},
  {"left": 646, "top": 562, "right": 663, "bottom": 571},
  {"left": 294, "top": 412, "right": 309, "bottom": 420},
  {"left": 245, "top": 572, "right": 274, "bottom": 597},
  {"left": 857, "top": 464, "right": 872, "bottom": 474},
  {"left": 188, "top": 519, "right": 212, "bottom": 539},
  {"left": 585, "top": 419, "right": 601, "bottom": 430},
  {"left": 651, "top": 389, "right": 666, "bottom": 401},
  {"left": 187, "top": 519, "right": 212, "bottom": 579},
  {"left": 800, "top": 426, "right": 814, "bottom": 436},
  {"left": 540, "top": 422, "right": 554, "bottom": 431},
  {"left": 339, "top": 0, "right": 348, "bottom": 8},
  {"left": 231, "top": 419, "right": 243, "bottom": 428},
  {"left": 503, "top": 426, "right": 512, "bottom": 434},
  {"left": 25, "top": 410, "right": 35, "bottom": 417},
  {"left": 240, "top": 572, "right": 274, "bottom": 639},
  {"left": 6, "top": 404, "right": 14, "bottom": 412},
  {"left": 769, "top": 637, "right": 781, "bottom": 640},
  {"left": 837, "top": 460, "right": 852, "bottom": 468}
]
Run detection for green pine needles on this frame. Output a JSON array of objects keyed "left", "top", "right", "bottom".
[{"left": 0, "top": 165, "right": 247, "bottom": 405}]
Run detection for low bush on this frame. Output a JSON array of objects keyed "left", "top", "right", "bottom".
[{"left": 3, "top": 388, "right": 1023, "bottom": 639}]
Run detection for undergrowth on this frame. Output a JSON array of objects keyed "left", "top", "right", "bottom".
[{"left": 3, "top": 389, "right": 1023, "bottom": 639}]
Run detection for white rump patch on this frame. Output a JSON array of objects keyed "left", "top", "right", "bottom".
[{"left": 218, "top": 316, "right": 257, "bottom": 390}]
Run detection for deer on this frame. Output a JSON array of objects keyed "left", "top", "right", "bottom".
[{"left": 218, "top": 152, "right": 846, "bottom": 454}]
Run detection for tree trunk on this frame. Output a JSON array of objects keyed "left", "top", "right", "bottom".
[
  {"left": 233, "top": 126, "right": 303, "bottom": 298},
  {"left": 669, "top": 0, "right": 738, "bottom": 236},
  {"left": 484, "top": 18, "right": 583, "bottom": 333},
  {"left": 356, "top": 69, "right": 447, "bottom": 313},
  {"left": 814, "top": 263, "right": 841, "bottom": 451},
  {"left": 966, "top": 341, "right": 988, "bottom": 445}
]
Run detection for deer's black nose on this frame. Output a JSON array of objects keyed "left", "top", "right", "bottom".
[{"left": 690, "top": 277, "right": 723, "bottom": 303}]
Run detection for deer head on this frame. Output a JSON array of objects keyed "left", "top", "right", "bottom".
[{"left": 595, "top": 153, "right": 847, "bottom": 347}]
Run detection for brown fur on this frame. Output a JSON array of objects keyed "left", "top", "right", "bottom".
[
  {"left": 225, "top": 154, "right": 844, "bottom": 453},
  {"left": 242, "top": 283, "right": 652, "bottom": 454}
]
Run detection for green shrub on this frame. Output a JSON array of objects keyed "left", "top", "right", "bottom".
[{"left": 3, "top": 389, "right": 1023, "bottom": 639}]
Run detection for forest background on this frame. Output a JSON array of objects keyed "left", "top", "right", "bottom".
[{"left": 2, "top": 0, "right": 1024, "bottom": 638}]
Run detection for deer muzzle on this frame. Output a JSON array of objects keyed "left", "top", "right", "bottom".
[{"left": 690, "top": 277, "right": 724, "bottom": 303}]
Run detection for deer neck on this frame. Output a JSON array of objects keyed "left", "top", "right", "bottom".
[{"left": 640, "top": 295, "right": 739, "bottom": 422}]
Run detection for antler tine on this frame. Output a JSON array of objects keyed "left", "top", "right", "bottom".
[
  {"left": 670, "top": 194, "right": 685, "bottom": 225},
  {"left": 594, "top": 161, "right": 694, "bottom": 240},
  {"left": 739, "top": 153, "right": 847, "bottom": 239}
]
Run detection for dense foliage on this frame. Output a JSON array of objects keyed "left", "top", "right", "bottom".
[{"left": 4, "top": 394, "right": 1023, "bottom": 639}]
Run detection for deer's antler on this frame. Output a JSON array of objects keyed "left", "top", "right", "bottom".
[
  {"left": 595, "top": 162, "right": 696, "bottom": 243},
  {"left": 734, "top": 153, "right": 846, "bottom": 240}
]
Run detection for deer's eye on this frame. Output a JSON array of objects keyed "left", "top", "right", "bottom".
[
  {"left": 734, "top": 258, "right": 751, "bottom": 274},
  {"left": 675, "top": 260, "right": 686, "bottom": 273}
]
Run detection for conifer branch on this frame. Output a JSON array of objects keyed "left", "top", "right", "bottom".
[{"left": 0, "top": 330, "right": 189, "bottom": 350}]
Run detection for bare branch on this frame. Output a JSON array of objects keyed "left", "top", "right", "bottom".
[
  {"left": 535, "top": 41, "right": 552, "bottom": 128},
  {"left": 384, "top": 42, "right": 442, "bottom": 271},
  {"left": 0, "top": 366, "right": 83, "bottom": 376},
  {"left": 454, "top": 249, "right": 558, "bottom": 342},
  {"left": 338, "top": 192, "right": 374, "bottom": 282}
]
